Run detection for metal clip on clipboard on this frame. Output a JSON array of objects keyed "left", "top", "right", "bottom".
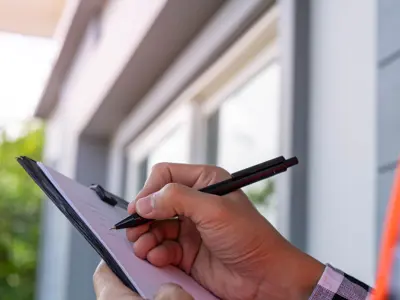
[{"left": 89, "top": 184, "right": 129, "bottom": 210}]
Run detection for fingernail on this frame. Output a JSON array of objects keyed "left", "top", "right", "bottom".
[
  {"left": 136, "top": 195, "right": 155, "bottom": 215},
  {"left": 155, "top": 283, "right": 193, "bottom": 300}
]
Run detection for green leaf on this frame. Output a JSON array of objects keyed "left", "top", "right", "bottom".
[{"left": 0, "top": 121, "right": 44, "bottom": 300}]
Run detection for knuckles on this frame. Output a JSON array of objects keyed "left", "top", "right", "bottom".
[
  {"left": 147, "top": 163, "right": 233, "bottom": 218},
  {"left": 161, "top": 182, "right": 182, "bottom": 198},
  {"left": 150, "top": 162, "right": 231, "bottom": 183},
  {"left": 151, "top": 162, "right": 170, "bottom": 174},
  {"left": 198, "top": 165, "right": 231, "bottom": 186},
  {"left": 214, "top": 165, "right": 231, "bottom": 176}
]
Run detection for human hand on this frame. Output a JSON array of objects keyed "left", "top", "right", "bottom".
[
  {"left": 126, "top": 163, "right": 324, "bottom": 300},
  {"left": 93, "top": 260, "right": 194, "bottom": 300}
]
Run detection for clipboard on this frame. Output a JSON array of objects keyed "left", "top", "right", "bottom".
[
  {"left": 17, "top": 156, "right": 218, "bottom": 299},
  {"left": 17, "top": 156, "right": 137, "bottom": 291}
]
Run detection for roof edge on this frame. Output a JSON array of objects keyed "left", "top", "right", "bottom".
[{"left": 35, "top": 0, "right": 104, "bottom": 119}]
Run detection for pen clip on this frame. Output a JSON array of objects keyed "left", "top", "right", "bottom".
[{"left": 90, "top": 184, "right": 129, "bottom": 210}]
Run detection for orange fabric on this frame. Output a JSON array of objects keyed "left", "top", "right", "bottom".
[{"left": 374, "top": 159, "right": 400, "bottom": 299}]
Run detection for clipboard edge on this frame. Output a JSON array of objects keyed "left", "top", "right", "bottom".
[{"left": 16, "top": 156, "right": 137, "bottom": 293}]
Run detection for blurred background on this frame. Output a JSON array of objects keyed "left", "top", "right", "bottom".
[{"left": 0, "top": 0, "right": 397, "bottom": 299}]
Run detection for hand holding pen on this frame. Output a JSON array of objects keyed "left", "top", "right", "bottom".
[
  {"left": 119, "top": 159, "right": 324, "bottom": 300},
  {"left": 112, "top": 156, "right": 298, "bottom": 230}
]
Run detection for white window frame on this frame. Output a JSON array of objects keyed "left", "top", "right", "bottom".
[
  {"left": 199, "top": 46, "right": 278, "bottom": 117},
  {"left": 179, "top": 6, "right": 279, "bottom": 163},
  {"left": 126, "top": 102, "right": 191, "bottom": 163},
  {"left": 122, "top": 5, "right": 279, "bottom": 197},
  {"left": 190, "top": 14, "right": 278, "bottom": 117},
  {"left": 124, "top": 102, "right": 191, "bottom": 198}
]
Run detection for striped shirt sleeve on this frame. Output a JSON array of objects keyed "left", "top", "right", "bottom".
[{"left": 309, "top": 264, "right": 373, "bottom": 300}]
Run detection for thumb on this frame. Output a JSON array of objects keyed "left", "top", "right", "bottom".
[
  {"left": 93, "top": 260, "right": 142, "bottom": 300},
  {"left": 154, "top": 283, "right": 194, "bottom": 300},
  {"left": 135, "top": 183, "right": 226, "bottom": 224}
]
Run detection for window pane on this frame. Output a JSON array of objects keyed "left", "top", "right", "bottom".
[
  {"left": 213, "top": 62, "right": 281, "bottom": 226},
  {"left": 146, "top": 124, "right": 190, "bottom": 175},
  {"left": 127, "top": 104, "right": 190, "bottom": 197},
  {"left": 137, "top": 157, "right": 148, "bottom": 191},
  {"left": 206, "top": 110, "right": 219, "bottom": 165}
]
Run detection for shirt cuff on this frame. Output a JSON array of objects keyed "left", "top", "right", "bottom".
[{"left": 309, "top": 264, "right": 372, "bottom": 300}]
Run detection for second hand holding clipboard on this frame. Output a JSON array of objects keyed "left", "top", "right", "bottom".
[{"left": 112, "top": 156, "right": 298, "bottom": 230}]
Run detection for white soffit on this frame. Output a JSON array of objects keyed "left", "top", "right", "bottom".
[
  {"left": 111, "top": 0, "right": 275, "bottom": 147},
  {"left": 35, "top": 0, "right": 106, "bottom": 118},
  {"left": 0, "top": 0, "right": 66, "bottom": 37},
  {"left": 82, "top": 0, "right": 226, "bottom": 138}
]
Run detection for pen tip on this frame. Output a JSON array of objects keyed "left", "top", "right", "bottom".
[{"left": 109, "top": 227, "right": 116, "bottom": 230}]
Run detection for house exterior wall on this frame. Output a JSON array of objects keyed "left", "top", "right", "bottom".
[
  {"left": 36, "top": 1, "right": 259, "bottom": 299},
  {"left": 377, "top": 0, "right": 400, "bottom": 250},
  {"left": 277, "top": 0, "right": 311, "bottom": 251},
  {"left": 35, "top": 0, "right": 400, "bottom": 298},
  {"left": 308, "top": 0, "right": 377, "bottom": 285},
  {"left": 37, "top": 104, "right": 106, "bottom": 300},
  {"left": 57, "top": 0, "right": 167, "bottom": 136},
  {"left": 106, "top": 0, "right": 275, "bottom": 195},
  {"left": 35, "top": 1, "right": 167, "bottom": 299},
  {"left": 35, "top": 106, "right": 71, "bottom": 300}
]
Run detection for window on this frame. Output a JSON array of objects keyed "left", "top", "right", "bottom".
[
  {"left": 211, "top": 62, "right": 280, "bottom": 171},
  {"left": 189, "top": 7, "right": 280, "bottom": 225},
  {"left": 146, "top": 125, "right": 189, "bottom": 174},
  {"left": 125, "top": 103, "right": 190, "bottom": 198},
  {"left": 205, "top": 62, "right": 281, "bottom": 225},
  {"left": 123, "top": 6, "right": 280, "bottom": 226}
]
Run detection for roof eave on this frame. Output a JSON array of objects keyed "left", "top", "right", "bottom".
[{"left": 35, "top": 0, "right": 104, "bottom": 119}]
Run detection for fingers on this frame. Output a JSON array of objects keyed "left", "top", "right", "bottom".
[
  {"left": 133, "top": 231, "right": 160, "bottom": 259},
  {"left": 133, "top": 223, "right": 183, "bottom": 266},
  {"left": 135, "top": 183, "right": 227, "bottom": 225},
  {"left": 126, "top": 223, "right": 151, "bottom": 242},
  {"left": 134, "top": 238, "right": 183, "bottom": 267},
  {"left": 154, "top": 283, "right": 194, "bottom": 300},
  {"left": 93, "top": 261, "right": 194, "bottom": 300},
  {"left": 147, "top": 240, "right": 182, "bottom": 267},
  {"left": 132, "top": 220, "right": 181, "bottom": 264},
  {"left": 128, "top": 163, "right": 230, "bottom": 214},
  {"left": 93, "top": 260, "right": 142, "bottom": 300},
  {"left": 126, "top": 219, "right": 179, "bottom": 243}
]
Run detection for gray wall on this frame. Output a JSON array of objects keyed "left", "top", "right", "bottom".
[
  {"left": 377, "top": 0, "right": 400, "bottom": 246},
  {"left": 36, "top": 131, "right": 108, "bottom": 300},
  {"left": 308, "top": 0, "right": 377, "bottom": 285},
  {"left": 64, "top": 136, "right": 109, "bottom": 300},
  {"left": 277, "top": 0, "right": 311, "bottom": 251},
  {"left": 305, "top": 0, "right": 400, "bottom": 285}
]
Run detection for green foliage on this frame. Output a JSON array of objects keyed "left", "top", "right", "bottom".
[
  {"left": 246, "top": 180, "right": 275, "bottom": 205},
  {"left": 0, "top": 122, "right": 44, "bottom": 300}
]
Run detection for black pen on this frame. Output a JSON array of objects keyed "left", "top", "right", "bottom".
[{"left": 111, "top": 156, "right": 298, "bottom": 230}]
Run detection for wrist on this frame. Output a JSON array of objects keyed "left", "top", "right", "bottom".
[
  {"left": 257, "top": 245, "right": 324, "bottom": 300},
  {"left": 289, "top": 251, "right": 325, "bottom": 299}
]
